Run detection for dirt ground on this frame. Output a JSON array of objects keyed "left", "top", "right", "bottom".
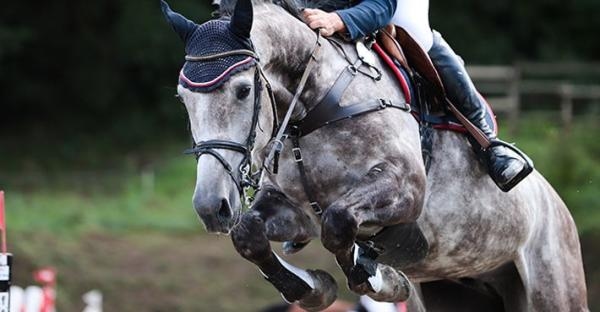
[
  {"left": 11, "top": 230, "right": 600, "bottom": 311},
  {"left": 11, "top": 231, "right": 355, "bottom": 312}
]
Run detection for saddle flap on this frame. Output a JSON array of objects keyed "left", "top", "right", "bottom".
[
  {"left": 394, "top": 26, "right": 446, "bottom": 98},
  {"left": 377, "top": 25, "right": 410, "bottom": 71}
]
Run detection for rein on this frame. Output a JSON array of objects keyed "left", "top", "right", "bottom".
[{"left": 263, "top": 31, "right": 323, "bottom": 173}]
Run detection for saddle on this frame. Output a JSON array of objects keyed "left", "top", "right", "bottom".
[
  {"left": 375, "top": 25, "right": 498, "bottom": 152},
  {"left": 377, "top": 25, "right": 446, "bottom": 111}
]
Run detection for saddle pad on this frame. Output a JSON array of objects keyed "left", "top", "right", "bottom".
[
  {"left": 372, "top": 41, "right": 498, "bottom": 135},
  {"left": 373, "top": 42, "right": 412, "bottom": 104}
]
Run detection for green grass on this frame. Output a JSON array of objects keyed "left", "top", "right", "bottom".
[{"left": 4, "top": 153, "right": 200, "bottom": 236}]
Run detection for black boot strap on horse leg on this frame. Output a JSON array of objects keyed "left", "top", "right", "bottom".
[{"left": 359, "top": 222, "right": 429, "bottom": 268}]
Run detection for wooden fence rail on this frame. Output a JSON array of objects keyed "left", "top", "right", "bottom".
[{"left": 466, "top": 63, "right": 600, "bottom": 131}]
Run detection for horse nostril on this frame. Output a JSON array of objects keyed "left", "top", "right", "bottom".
[{"left": 218, "top": 199, "right": 232, "bottom": 219}]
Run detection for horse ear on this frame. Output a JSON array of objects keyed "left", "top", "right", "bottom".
[
  {"left": 230, "top": 0, "right": 253, "bottom": 39},
  {"left": 160, "top": 0, "right": 197, "bottom": 42}
]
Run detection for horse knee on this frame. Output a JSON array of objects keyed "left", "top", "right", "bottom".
[
  {"left": 321, "top": 207, "right": 358, "bottom": 253},
  {"left": 231, "top": 212, "right": 271, "bottom": 262}
]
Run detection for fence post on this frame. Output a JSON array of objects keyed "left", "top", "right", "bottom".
[
  {"left": 467, "top": 65, "right": 522, "bottom": 134},
  {"left": 559, "top": 84, "right": 574, "bottom": 131},
  {"left": 508, "top": 64, "right": 521, "bottom": 135}
]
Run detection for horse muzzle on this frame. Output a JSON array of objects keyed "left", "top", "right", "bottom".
[{"left": 193, "top": 192, "right": 240, "bottom": 234}]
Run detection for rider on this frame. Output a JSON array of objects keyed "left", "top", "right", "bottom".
[{"left": 302, "top": 0, "right": 533, "bottom": 192}]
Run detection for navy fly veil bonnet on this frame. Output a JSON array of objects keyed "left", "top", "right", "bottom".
[
  {"left": 161, "top": 0, "right": 256, "bottom": 92},
  {"left": 179, "top": 19, "right": 256, "bottom": 92}
]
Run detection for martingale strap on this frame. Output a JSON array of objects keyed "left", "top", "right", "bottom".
[
  {"left": 298, "top": 63, "right": 359, "bottom": 135},
  {"left": 295, "top": 47, "right": 410, "bottom": 137},
  {"left": 290, "top": 131, "right": 322, "bottom": 215},
  {"left": 288, "top": 98, "right": 409, "bottom": 214},
  {"left": 297, "top": 98, "right": 410, "bottom": 137},
  {"left": 277, "top": 35, "right": 411, "bottom": 214}
]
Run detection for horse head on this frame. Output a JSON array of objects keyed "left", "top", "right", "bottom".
[{"left": 161, "top": 0, "right": 274, "bottom": 234}]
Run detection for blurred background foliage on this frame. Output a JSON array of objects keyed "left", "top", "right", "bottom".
[{"left": 0, "top": 0, "right": 599, "bottom": 311}]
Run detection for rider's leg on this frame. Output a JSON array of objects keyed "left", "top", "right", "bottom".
[{"left": 427, "top": 30, "right": 533, "bottom": 192}]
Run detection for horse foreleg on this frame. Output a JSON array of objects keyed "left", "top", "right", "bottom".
[
  {"left": 231, "top": 211, "right": 338, "bottom": 312},
  {"left": 321, "top": 161, "right": 426, "bottom": 302}
]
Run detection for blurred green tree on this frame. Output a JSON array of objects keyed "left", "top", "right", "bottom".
[{"left": 0, "top": 0, "right": 598, "bottom": 156}]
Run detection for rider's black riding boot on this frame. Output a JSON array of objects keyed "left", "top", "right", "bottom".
[{"left": 428, "top": 30, "right": 533, "bottom": 192}]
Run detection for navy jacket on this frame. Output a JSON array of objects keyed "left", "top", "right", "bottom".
[{"left": 336, "top": 0, "right": 396, "bottom": 40}]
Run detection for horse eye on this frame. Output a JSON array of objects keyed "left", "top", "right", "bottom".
[
  {"left": 236, "top": 86, "right": 252, "bottom": 100},
  {"left": 174, "top": 94, "right": 184, "bottom": 104}
]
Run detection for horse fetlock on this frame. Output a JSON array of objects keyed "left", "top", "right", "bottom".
[
  {"left": 347, "top": 260, "right": 377, "bottom": 295},
  {"left": 231, "top": 213, "right": 271, "bottom": 262},
  {"left": 296, "top": 269, "right": 338, "bottom": 312}
]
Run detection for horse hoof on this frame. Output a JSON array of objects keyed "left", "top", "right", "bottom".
[
  {"left": 367, "top": 265, "right": 412, "bottom": 302},
  {"left": 348, "top": 260, "right": 412, "bottom": 302},
  {"left": 297, "top": 269, "right": 338, "bottom": 312}
]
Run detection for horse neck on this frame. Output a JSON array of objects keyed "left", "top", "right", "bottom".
[
  {"left": 252, "top": 5, "right": 316, "bottom": 62},
  {"left": 251, "top": 4, "right": 346, "bottom": 113}
]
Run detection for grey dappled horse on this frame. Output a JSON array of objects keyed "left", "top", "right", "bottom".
[{"left": 161, "top": 0, "right": 588, "bottom": 310}]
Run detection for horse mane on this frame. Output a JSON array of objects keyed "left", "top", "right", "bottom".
[{"left": 213, "top": 0, "right": 348, "bottom": 19}]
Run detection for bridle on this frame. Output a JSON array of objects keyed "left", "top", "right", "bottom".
[
  {"left": 182, "top": 31, "right": 323, "bottom": 205},
  {"left": 183, "top": 48, "right": 278, "bottom": 200}
]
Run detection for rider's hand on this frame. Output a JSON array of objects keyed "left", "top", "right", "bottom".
[{"left": 302, "top": 8, "right": 346, "bottom": 37}]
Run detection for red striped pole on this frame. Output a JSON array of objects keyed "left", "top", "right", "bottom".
[{"left": 0, "top": 190, "right": 10, "bottom": 312}]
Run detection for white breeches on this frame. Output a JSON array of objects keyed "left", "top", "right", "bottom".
[{"left": 391, "top": 0, "right": 433, "bottom": 52}]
